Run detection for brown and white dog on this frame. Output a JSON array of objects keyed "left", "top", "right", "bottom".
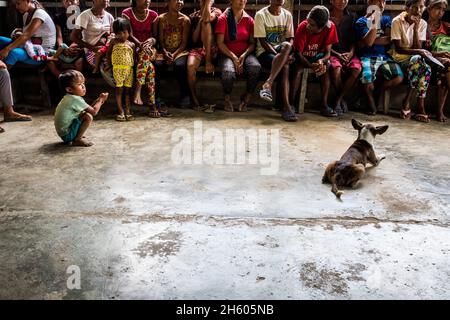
[{"left": 322, "top": 119, "right": 389, "bottom": 198}]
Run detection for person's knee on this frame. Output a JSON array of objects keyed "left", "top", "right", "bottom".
[
  {"left": 364, "top": 83, "right": 374, "bottom": 92},
  {"left": 81, "top": 112, "right": 93, "bottom": 123},
  {"left": 280, "top": 42, "right": 292, "bottom": 56},
  {"left": 222, "top": 71, "right": 236, "bottom": 82}
]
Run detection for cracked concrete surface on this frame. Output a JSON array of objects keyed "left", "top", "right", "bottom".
[{"left": 0, "top": 109, "right": 449, "bottom": 299}]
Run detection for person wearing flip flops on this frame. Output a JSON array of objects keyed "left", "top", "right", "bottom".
[
  {"left": 427, "top": 0, "right": 450, "bottom": 123},
  {"left": 329, "top": 0, "right": 362, "bottom": 115},
  {"left": 0, "top": 61, "right": 32, "bottom": 131},
  {"left": 254, "top": 0, "right": 297, "bottom": 122},
  {"left": 187, "top": 0, "right": 222, "bottom": 112},
  {"left": 105, "top": 18, "right": 136, "bottom": 122},
  {"left": 391, "top": 0, "right": 433, "bottom": 123},
  {"left": 355, "top": 0, "right": 404, "bottom": 115},
  {"left": 290, "top": 5, "right": 339, "bottom": 117},
  {"left": 216, "top": 0, "right": 262, "bottom": 112},
  {"left": 54, "top": 70, "right": 109, "bottom": 147}
]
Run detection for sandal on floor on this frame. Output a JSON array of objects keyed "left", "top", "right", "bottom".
[
  {"left": 148, "top": 110, "right": 161, "bottom": 118},
  {"left": 282, "top": 110, "right": 298, "bottom": 122},
  {"left": 204, "top": 104, "right": 216, "bottom": 113},
  {"left": 400, "top": 109, "right": 411, "bottom": 120},
  {"left": 125, "top": 114, "right": 135, "bottom": 121},
  {"left": 321, "top": 107, "right": 338, "bottom": 117},
  {"left": 414, "top": 114, "right": 430, "bottom": 123},
  {"left": 116, "top": 114, "right": 126, "bottom": 122},
  {"left": 259, "top": 87, "right": 273, "bottom": 102}
]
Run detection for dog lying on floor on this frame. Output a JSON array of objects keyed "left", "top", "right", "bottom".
[{"left": 322, "top": 119, "right": 389, "bottom": 198}]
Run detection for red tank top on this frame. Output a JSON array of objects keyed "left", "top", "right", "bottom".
[{"left": 122, "top": 7, "right": 158, "bottom": 43}]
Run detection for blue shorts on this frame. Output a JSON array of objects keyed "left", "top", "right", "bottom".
[
  {"left": 258, "top": 45, "right": 283, "bottom": 69},
  {"left": 360, "top": 56, "right": 404, "bottom": 84},
  {"left": 62, "top": 117, "right": 82, "bottom": 144}
]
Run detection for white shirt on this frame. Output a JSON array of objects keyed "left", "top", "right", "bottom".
[
  {"left": 254, "top": 7, "right": 294, "bottom": 57},
  {"left": 75, "top": 9, "right": 114, "bottom": 46},
  {"left": 390, "top": 12, "right": 427, "bottom": 62},
  {"left": 23, "top": 8, "right": 56, "bottom": 51}
]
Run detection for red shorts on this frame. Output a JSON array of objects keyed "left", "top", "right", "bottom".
[
  {"left": 188, "top": 46, "right": 218, "bottom": 62},
  {"left": 330, "top": 55, "right": 362, "bottom": 71}
]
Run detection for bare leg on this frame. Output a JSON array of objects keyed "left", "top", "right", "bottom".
[
  {"left": 330, "top": 66, "right": 343, "bottom": 110},
  {"left": 364, "top": 83, "right": 377, "bottom": 115},
  {"left": 337, "top": 68, "right": 361, "bottom": 112},
  {"left": 72, "top": 112, "right": 94, "bottom": 147},
  {"left": 124, "top": 87, "right": 131, "bottom": 116},
  {"left": 224, "top": 94, "right": 234, "bottom": 112},
  {"left": 401, "top": 87, "right": 414, "bottom": 113},
  {"left": 262, "top": 42, "right": 292, "bottom": 92},
  {"left": 437, "top": 84, "right": 448, "bottom": 122},
  {"left": 187, "top": 55, "right": 202, "bottom": 109},
  {"left": 320, "top": 70, "right": 331, "bottom": 110},
  {"left": 3, "top": 105, "right": 32, "bottom": 121},
  {"left": 289, "top": 64, "right": 303, "bottom": 106},
  {"left": 281, "top": 64, "right": 293, "bottom": 113},
  {"left": 134, "top": 83, "right": 144, "bottom": 105},
  {"left": 115, "top": 87, "right": 124, "bottom": 116}
]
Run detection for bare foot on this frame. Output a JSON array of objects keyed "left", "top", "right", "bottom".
[
  {"left": 72, "top": 139, "right": 94, "bottom": 147},
  {"left": 134, "top": 95, "right": 143, "bottom": 106},
  {"left": 224, "top": 99, "right": 234, "bottom": 112},
  {"left": 4, "top": 111, "right": 32, "bottom": 122},
  {"left": 437, "top": 113, "right": 448, "bottom": 122},
  {"left": 238, "top": 93, "right": 250, "bottom": 112}
]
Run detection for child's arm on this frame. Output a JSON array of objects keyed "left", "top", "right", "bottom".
[
  {"left": 84, "top": 93, "right": 109, "bottom": 116},
  {"left": 104, "top": 39, "right": 115, "bottom": 71}
]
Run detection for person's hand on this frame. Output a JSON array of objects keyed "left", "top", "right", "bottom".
[
  {"left": 411, "top": 15, "right": 421, "bottom": 30},
  {"left": 164, "top": 50, "right": 174, "bottom": 64},
  {"left": 0, "top": 48, "right": 11, "bottom": 61},
  {"left": 287, "top": 54, "right": 295, "bottom": 64},
  {"left": 365, "top": 10, "right": 376, "bottom": 29},
  {"left": 341, "top": 52, "right": 353, "bottom": 63},
  {"left": 237, "top": 55, "right": 245, "bottom": 75},
  {"left": 98, "top": 92, "right": 109, "bottom": 104},
  {"left": 232, "top": 55, "right": 240, "bottom": 74}
]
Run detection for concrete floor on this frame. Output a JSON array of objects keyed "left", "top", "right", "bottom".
[{"left": 0, "top": 107, "right": 449, "bottom": 299}]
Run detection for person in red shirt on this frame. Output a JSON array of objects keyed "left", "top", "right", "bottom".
[
  {"left": 290, "top": 6, "right": 339, "bottom": 117},
  {"left": 216, "top": 0, "right": 261, "bottom": 112}
]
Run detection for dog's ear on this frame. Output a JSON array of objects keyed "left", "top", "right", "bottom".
[
  {"left": 352, "top": 119, "right": 363, "bottom": 131},
  {"left": 375, "top": 125, "right": 389, "bottom": 135}
]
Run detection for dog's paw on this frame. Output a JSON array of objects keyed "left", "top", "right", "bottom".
[{"left": 378, "top": 154, "right": 386, "bottom": 161}]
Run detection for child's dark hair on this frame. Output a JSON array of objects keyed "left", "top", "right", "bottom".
[
  {"left": 59, "top": 69, "right": 84, "bottom": 91},
  {"left": 112, "top": 17, "right": 132, "bottom": 34},
  {"left": 307, "top": 5, "right": 331, "bottom": 29},
  {"left": 406, "top": 0, "right": 424, "bottom": 7}
]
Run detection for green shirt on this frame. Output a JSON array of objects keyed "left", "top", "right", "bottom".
[{"left": 54, "top": 94, "right": 89, "bottom": 137}]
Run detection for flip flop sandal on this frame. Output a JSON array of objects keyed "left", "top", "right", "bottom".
[
  {"left": 414, "top": 114, "right": 430, "bottom": 123},
  {"left": 116, "top": 114, "right": 126, "bottom": 122},
  {"left": 282, "top": 111, "right": 298, "bottom": 122},
  {"left": 204, "top": 104, "right": 216, "bottom": 113},
  {"left": 125, "top": 114, "right": 135, "bottom": 121},
  {"left": 259, "top": 88, "right": 273, "bottom": 102},
  {"left": 3, "top": 116, "right": 32, "bottom": 122},
  {"left": 148, "top": 110, "right": 161, "bottom": 118},
  {"left": 321, "top": 107, "right": 338, "bottom": 117}
]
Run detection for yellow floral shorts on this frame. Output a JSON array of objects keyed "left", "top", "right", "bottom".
[{"left": 113, "top": 66, "right": 133, "bottom": 88}]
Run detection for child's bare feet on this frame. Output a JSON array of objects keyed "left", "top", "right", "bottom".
[
  {"left": 437, "top": 112, "right": 448, "bottom": 122},
  {"left": 134, "top": 95, "right": 144, "bottom": 105},
  {"left": 238, "top": 93, "right": 250, "bottom": 112},
  {"left": 224, "top": 98, "right": 234, "bottom": 112},
  {"left": 72, "top": 138, "right": 94, "bottom": 147}
]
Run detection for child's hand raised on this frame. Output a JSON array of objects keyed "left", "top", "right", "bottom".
[{"left": 99, "top": 92, "right": 109, "bottom": 104}]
